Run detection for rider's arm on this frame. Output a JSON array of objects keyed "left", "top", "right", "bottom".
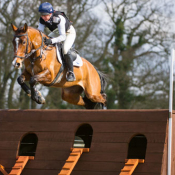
[
  {"left": 38, "top": 23, "right": 45, "bottom": 32},
  {"left": 51, "top": 15, "right": 66, "bottom": 44}
]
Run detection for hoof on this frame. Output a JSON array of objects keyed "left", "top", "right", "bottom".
[
  {"left": 101, "top": 93, "right": 107, "bottom": 107},
  {"left": 37, "top": 91, "right": 45, "bottom": 104},
  {"left": 31, "top": 90, "right": 45, "bottom": 104},
  {"left": 101, "top": 93, "right": 107, "bottom": 100}
]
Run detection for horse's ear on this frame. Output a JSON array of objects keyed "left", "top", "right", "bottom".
[
  {"left": 23, "top": 23, "right": 28, "bottom": 33},
  {"left": 11, "top": 23, "right": 18, "bottom": 32}
]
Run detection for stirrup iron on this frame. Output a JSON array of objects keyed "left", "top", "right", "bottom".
[{"left": 66, "top": 71, "right": 76, "bottom": 82}]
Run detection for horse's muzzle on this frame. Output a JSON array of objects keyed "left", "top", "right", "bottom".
[{"left": 12, "top": 58, "right": 22, "bottom": 69}]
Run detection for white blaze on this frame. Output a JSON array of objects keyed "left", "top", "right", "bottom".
[
  {"left": 12, "top": 57, "right": 17, "bottom": 66},
  {"left": 12, "top": 37, "right": 20, "bottom": 67},
  {"left": 15, "top": 37, "right": 19, "bottom": 54}
]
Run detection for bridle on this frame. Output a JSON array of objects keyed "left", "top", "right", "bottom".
[
  {"left": 13, "top": 31, "right": 46, "bottom": 75},
  {"left": 13, "top": 31, "right": 44, "bottom": 60}
]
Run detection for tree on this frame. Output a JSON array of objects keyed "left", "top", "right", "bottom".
[{"left": 96, "top": 0, "right": 174, "bottom": 109}]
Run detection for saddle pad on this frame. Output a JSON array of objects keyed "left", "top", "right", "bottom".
[{"left": 56, "top": 45, "right": 83, "bottom": 67}]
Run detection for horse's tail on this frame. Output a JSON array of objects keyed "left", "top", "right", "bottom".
[{"left": 95, "top": 67, "right": 108, "bottom": 94}]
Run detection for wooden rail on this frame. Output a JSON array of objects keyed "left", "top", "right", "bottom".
[
  {"left": 58, "top": 148, "right": 89, "bottom": 175},
  {"left": 120, "top": 159, "right": 144, "bottom": 175},
  {"left": 9, "top": 156, "right": 34, "bottom": 175},
  {"left": 0, "top": 164, "right": 8, "bottom": 175}
]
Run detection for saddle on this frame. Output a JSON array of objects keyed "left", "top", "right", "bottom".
[{"left": 56, "top": 43, "right": 83, "bottom": 68}]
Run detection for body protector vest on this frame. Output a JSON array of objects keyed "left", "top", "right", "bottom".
[{"left": 39, "top": 11, "right": 72, "bottom": 32}]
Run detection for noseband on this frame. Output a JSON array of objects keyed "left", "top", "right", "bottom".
[{"left": 13, "top": 31, "right": 44, "bottom": 60}]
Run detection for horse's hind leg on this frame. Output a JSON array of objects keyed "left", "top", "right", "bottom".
[
  {"left": 85, "top": 93, "right": 106, "bottom": 105},
  {"left": 62, "top": 87, "right": 104, "bottom": 109},
  {"left": 83, "top": 95, "right": 97, "bottom": 109},
  {"left": 84, "top": 93, "right": 107, "bottom": 109},
  {"left": 61, "top": 86, "right": 86, "bottom": 106}
]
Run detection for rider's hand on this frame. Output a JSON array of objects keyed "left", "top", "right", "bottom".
[{"left": 44, "top": 38, "right": 52, "bottom": 45}]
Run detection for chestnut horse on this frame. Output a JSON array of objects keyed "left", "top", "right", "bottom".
[{"left": 11, "top": 23, "right": 107, "bottom": 109}]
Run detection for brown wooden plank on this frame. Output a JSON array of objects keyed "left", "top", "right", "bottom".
[
  {"left": 37, "top": 141, "right": 73, "bottom": 151},
  {"left": 0, "top": 121, "right": 167, "bottom": 133},
  {"left": 0, "top": 141, "right": 19, "bottom": 150},
  {"left": 0, "top": 131, "right": 75, "bottom": 142},
  {"left": 0, "top": 121, "right": 78, "bottom": 132},
  {"left": 92, "top": 132, "right": 166, "bottom": 143},
  {"left": 0, "top": 110, "right": 168, "bottom": 122},
  {"left": 133, "top": 163, "right": 161, "bottom": 173},
  {"left": 91, "top": 122, "right": 167, "bottom": 133},
  {"left": 78, "top": 152, "right": 163, "bottom": 163},
  {"left": 0, "top": 159, "right": 17, "bottom": 169},
  {"left": 0, "top": 141, "right": 72, "bottom": 151},
  {"left": 0, "top": 141, "right": 164, "bottom": 154},
  {"left": 34, "top": 151, "right": 163, "bottom": 163},
  {"left": 0, "top": 132, "right": 23, "bottom": 142},
  {"left": 0, "top": 131, "right": 166, "bottom": 144},
  {"left": 0, "top": 144, "right": 165, "bottom": 162},
  {"left": 26, "top": 161, "right": 161, "bottom": 173},
  {"left": 72, "top": 172, "right": 160, "bottom": 175},
  {"left": 26, "top": 160, "right": 65, "bottom": 170},
  {"left": 32, "top": 142, "right": 127, "bottom": 153},
  {"left": 18, "top": 169, "right": 59, "bottom": 175},
  {"left": 0, "top": 150, "right": 17, "bottom": 160},
  {"left": 74, "top": 162, "right": 161, "bottom": 173},
  {"left": 91, "top": 142, "right": 165, "bottom": 153},
  {"left": 3, "top": 169, "right": 160, "bottom": 175},
  {"left": 0, "top": 160, "right": 162, "bottom": 173}
]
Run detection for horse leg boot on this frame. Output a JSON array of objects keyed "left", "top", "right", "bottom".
[
  {"left": 17, "top": 76, "right": 31, "bottom": 96},
  {"left": 29, "top": 76, "right": 45, "bottom": 104},
  {"left": 64, "top": 51, "right": 76, "bottom": 82}
]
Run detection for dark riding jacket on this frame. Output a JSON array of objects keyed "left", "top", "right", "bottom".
[{"left": 39, "top": 11, "right": 71, "bottom": 32}]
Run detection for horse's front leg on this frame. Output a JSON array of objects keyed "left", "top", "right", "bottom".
[
  {"left": 29, "top": 69, "right": 51, "bottom": 104},
  {"left": 17, "top": 70, "right": 31, "bottom": 96}
]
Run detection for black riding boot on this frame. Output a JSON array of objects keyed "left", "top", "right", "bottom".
[{"left": 64, "top": 53, "right": 76, "bottom": 82}]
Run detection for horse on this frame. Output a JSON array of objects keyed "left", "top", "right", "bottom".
[{"left": 11, "top": 23, "right": 107, "bottom": 109}]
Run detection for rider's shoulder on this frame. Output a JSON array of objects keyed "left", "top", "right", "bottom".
[
  {"left": 53, "top": 11, "right": 61, "bottom": 24},
  {"left": 53, "top": 11, "right": 62, "bottom": 17}
]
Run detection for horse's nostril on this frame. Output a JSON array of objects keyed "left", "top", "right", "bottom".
[{"left": 17, "top": 63, "right": 20, "bottom": 66}]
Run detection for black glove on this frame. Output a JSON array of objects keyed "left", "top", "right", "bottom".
[{"left": 44, "top": 38, "right": 52, "bottom": 45}]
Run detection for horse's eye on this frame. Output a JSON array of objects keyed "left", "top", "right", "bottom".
[{"left": 23, "top": 41, "right": 26, "bottom": 44}]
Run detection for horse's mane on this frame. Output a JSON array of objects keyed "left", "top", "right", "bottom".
[
  {"left": 28, "top": 26, "right": 41, "bottom": 32},
  {"left": 28, "top": 26, "right": 48, "bottom": 37},
  {"left": 15, "top": 25, "right": 46, "bottom": 36}
]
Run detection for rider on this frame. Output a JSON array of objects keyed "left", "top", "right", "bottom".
[{"left": 38, "top": 2, "right": 76, "bottom": 82}]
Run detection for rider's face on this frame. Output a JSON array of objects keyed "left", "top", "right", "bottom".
[{"left": 41, "top": 14, "right": 52, "bottom": 21}]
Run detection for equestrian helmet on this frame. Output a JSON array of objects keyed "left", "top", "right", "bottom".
[{"left": 38, "top": 2, "right": 54, "bottom": 15}]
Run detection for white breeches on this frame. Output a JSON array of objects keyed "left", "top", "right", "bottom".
[{"left": 63, "top": 25, "right": 76, "bottom": 55}]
